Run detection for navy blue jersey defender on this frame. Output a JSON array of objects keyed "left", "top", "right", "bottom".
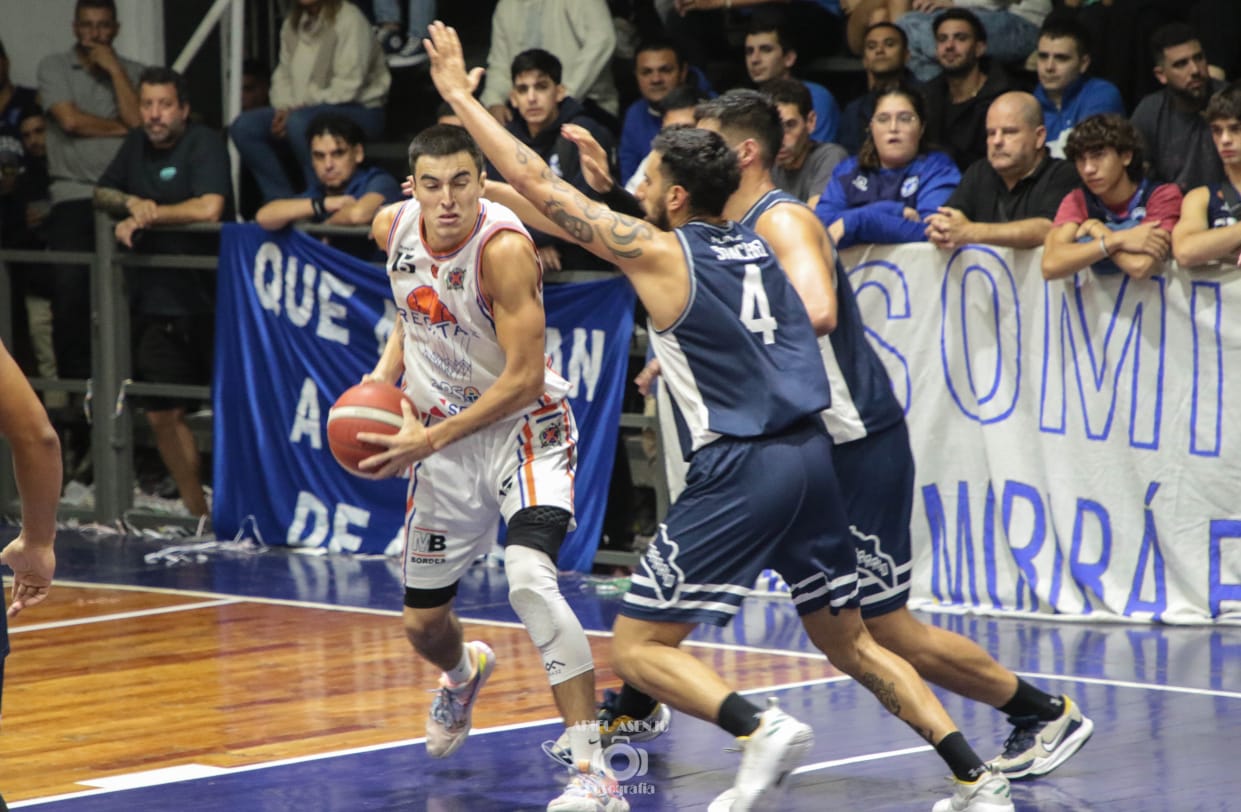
[
  {"left": 739, "top": 189, "right": 903, "bottom": 443},
  {"left": 648, "top": 219, "right": 832, "bottom": 461},
  {"left": 741, "top": 188, "right": 914, "bottom": 616},
  {"left": 622, "top": 219, "right": 860, "bottom": 627}
]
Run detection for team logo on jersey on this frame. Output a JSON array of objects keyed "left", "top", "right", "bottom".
[
  {"left": 641, "top": 527, "right": 685, "bottom": 605},
  {"left": 849, "top": 525, "right": 899, "bottom": 588},
  {"left": 159, "top": 166, "right": 177, "bottom": 182},
  {"left": 900, "top": 176, "right": 920, "bottom": 198},
  {"left": 446, "top": 267, "right": 466, "bottom": 290},
  {"left": 852, "top": 175, "right": 869, "bottom": 192},
  {"left": 406, "top": 285, "right": 458, "bottom": 325},
  {"left": 430, "top": 263, "right": 440, "bottom": 279},
  {"left": 538, "top": 423, "right": 562, "bottom": 448}
]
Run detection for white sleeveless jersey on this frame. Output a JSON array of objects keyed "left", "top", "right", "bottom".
[{"left": 384, "top": 198, "right": 570, "bottom": 421}]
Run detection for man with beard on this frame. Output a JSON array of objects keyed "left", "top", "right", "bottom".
[
  {"left": 765, "top": 78, "right": 846, "bottom": 209},
  {"left": 93, "top": 67, "right": 231, "bottom": 519},
  {"left": 426, "top": 21, "right": 1016, "bottom": 811},
  {"left": 1132, "top": 23, "right": 1226, "bottom": 193},
  {"left": 920, "top": 8, "right": 1014, "bottom": 172},
  {"left": 838, "top": 21, "right": 917, "bottom": 155},
  {"left": 926, "top": 91, "right": 1079, "bottom": 250}
]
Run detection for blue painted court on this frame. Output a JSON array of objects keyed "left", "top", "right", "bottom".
[{"left": 3, "top": 527, "right": 1240, "bottom": 810}]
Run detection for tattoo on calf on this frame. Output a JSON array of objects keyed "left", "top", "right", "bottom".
[{"left": 859, "top": 672, "right": 902, "bottom": 717}]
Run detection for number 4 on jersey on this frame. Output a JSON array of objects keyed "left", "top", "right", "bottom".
[{"left": 740, "top": 263, "right": 778, "bottom": 344}]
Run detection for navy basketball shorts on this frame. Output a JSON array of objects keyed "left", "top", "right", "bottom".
[
  {"left": 831, "top": 420, "right": 915, "bottom": 619},
  {"left": 621, "top": 420, "right": 860, "bottom": 626}
]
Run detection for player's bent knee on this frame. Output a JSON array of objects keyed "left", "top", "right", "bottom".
[{"left": 505, "top": 544, "right": 593, "bottom": 684}]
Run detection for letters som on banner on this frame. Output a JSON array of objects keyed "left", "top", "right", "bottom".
[{"left": 842, "top": 243, "right": 1241, "bottom": 622}]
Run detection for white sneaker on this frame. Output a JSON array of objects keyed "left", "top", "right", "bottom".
[
  {"left": 989, "top": 695, "right": 1093, "bottom": 780},
  {"left": 546, "top": 764, "right": 630, "bottom": 812},
  {"left": 714, "top": 704, "right": 813, "bottom": 811},
  {"left": 425, "top": 641, "right": 495, "bottom": 758},
  {"left": 932, "top": 768, "right": 1015, "bottom": 812}
]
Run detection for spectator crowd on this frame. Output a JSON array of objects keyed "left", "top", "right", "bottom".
[{"left": 1, "top": 0, "right": 1240, "bottom": 519}]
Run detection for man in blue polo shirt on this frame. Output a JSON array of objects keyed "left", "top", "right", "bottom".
[
  {"left": 1033, "top": 17, "right": 1124, "bottom": 159},
  {"left": 255, "top": 112, "right": 401, "bottom": 234}
]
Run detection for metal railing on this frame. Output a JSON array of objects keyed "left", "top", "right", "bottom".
[{"left": 0, "top": 214, "right": 665, "bottom": 562}]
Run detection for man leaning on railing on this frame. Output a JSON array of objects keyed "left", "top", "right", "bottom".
[{"left": 92, "top": 67, "right": 231, "bottom": 520}]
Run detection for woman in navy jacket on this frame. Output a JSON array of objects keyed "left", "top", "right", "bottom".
[{"left": 815, "top": 85, "right": 960, "bottom": 250}]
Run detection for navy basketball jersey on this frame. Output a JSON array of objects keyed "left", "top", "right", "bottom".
[
  {"left": 651, "top": 219, "right": 831, "bottom": 459},
  {"left": 1207, "top": 182, "right": 1241, "bottom": 229},
  {"left": 740, "top": 189, "right": 904, "bottom": 443}
]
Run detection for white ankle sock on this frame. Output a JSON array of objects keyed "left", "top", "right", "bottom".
[
  {"left": 568, "top": 720, "right": 602, "bottom": 772},
  {"left": 444, "top": 644, "right": 475, "bottom": 687}
]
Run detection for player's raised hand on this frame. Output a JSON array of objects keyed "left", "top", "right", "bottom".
[
  {"left": 425, "top": 22, "right": 483, "bottom": 104},
  {"left": 561, "top": 123, "right": 613, "bottom": 194}
]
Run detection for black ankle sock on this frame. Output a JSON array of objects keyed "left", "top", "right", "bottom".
[
  {"left": 998, "top": 678, "right": 1064, "bottom": 722},
  {"left": 936, "top": 731, "right": 988, "bottom": 783},
  {"left": 616, "top": 683, "right": 658, "bottom": 719},
  {"left": 717, "top": 692, "right": 763, "bottom": 738}
]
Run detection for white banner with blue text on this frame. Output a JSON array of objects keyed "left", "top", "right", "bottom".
[
  {"left": 211, "top": 224, "right": 635, "bottom": 572},
  {"left": 843, "top": 244, "right": 1241, "bottom": 623}
]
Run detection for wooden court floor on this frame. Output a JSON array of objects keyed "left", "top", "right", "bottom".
[{"left": 2, "top": 528, "right": 1240, "bottom": 810}]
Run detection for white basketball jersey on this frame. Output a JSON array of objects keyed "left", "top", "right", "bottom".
[{"left": 384, "top": 198, "right": 570, "bottom": 421}]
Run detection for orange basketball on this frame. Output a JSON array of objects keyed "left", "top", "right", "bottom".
[{"left": 327, "top": 381, "right": 413, "bottom": 478}]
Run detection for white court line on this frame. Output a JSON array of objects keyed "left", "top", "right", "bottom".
[
  {"left": 793, "top": 744, "right": 934, "bottom": 775},
  {"left": 18, "top": 580, "right": 830, "bottom": 659},
  {"left": 8, "top": 598, "right": 239, "bottom": 633},
  {"left": 1017, "top": 670, "right": 1241, "bottom": 701},
  {"left": 10, "top": 677, "right": 844, "bottom": 808}
]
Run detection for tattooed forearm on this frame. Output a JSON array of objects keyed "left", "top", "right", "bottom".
[
  {"left": 546, "top": 201, "right": 595, "bottom": 243},
  {"left": 93, "top": 186, "right": 132, "bottom": 216}
]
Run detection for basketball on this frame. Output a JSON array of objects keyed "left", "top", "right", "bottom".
[{"left": 327, "top": 381, "right": 413, "bottom": 478}]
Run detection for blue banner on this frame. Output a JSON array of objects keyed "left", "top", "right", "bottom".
[{"left": 213, "top": 224, "right": 635, "bottom": 571}]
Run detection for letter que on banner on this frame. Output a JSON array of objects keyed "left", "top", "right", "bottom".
[
  {"left": 842, "top": 243, "right": 1241, "bottom": 622},
  {"left": 212, "top": 224, "right": 634, "bottom": 571}
]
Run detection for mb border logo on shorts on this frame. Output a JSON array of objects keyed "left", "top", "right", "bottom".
[{"left": 409, "top": 528, "right": 448, "bottom": 563}]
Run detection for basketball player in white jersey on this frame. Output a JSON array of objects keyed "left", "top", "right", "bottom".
[
  {"left": 0, "top": 341, "right": 60, "bottom": 812},
  {"left": 425, "top": 21, "right": 1012, "bottom": 811},
  {"left": 360, "top": 125, "right": 627, "bottom": 812}
]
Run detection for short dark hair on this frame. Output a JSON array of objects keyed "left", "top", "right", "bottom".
[
  {"left": 138, "top": 66, "right": 189, "bottom": 107},
  {"left": 1206, "top": 82, "right": 1241, "bottom": 124},
  {"left": 1064, "top": 114, "right": 1146, "bottom": 182},
  {"left": 654, "top": 84, "right": 710, "bottom": 116},
  {"left": 242, "top": 59, "right": 268, "bottom": 80},
  {"left": 75, "top": 0, "right": 117, "bottom": 17},
  {"left": 695, "top": 89, "right": 784, "bottom": 171},
  {"left": 1150, "top": 22, "right": 1198, "bottom": 65},
  {"left": 933, "top": 8, "right": 986, "bottom": 43},
  {"left": 511, "top": 48, "right": 562, "bottom": 85},
  {"left": 746, "top": 9, "right": 794, "bottom": 52},
  {"left": 858, "top": 84, "right": 930, "bottom": 171},
  {"left": 635, "top": 36, "right": 686, "bottom": 67},
  {"left": 306, "top": 112, "right": 366, "bottom": 148},
  {"left": 1039, "top": 15, "right": 1092, "bottom": 58},
  {"left": 0, "top": 38, "right": 7, "bottom": 61},
  {"left": 762, "top": 77, "right": 813, "bottom": 119},
  {"left": 650, "top": 126, "right": 740, "bottom": 219},
  {"left": 863, "top": 21, "right": 908, "bottom": 51},
  {"left": 408, "top": 123, "right": 484, "bottom": 175}
]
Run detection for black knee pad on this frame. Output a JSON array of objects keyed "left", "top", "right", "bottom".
[
  {"left": 506, "top": 506, "right": 571, "bottom": 560},
  {"left": 404, "top": 582, "right": 458, "bottom": 609}
]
